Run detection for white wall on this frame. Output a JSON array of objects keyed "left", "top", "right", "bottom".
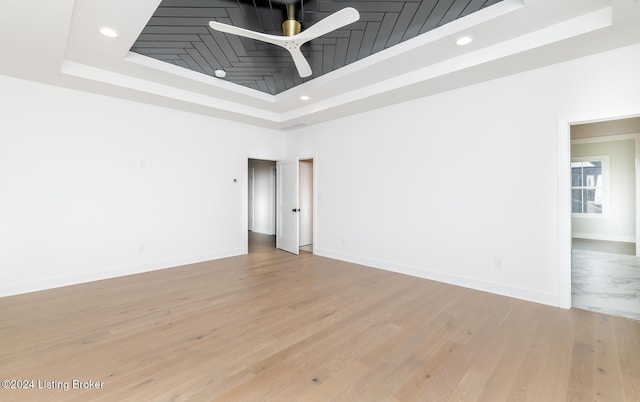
[
  {"left": 3, "top": 43, "right": 640, "bottom": 307},
  {"left": 286, "top": 43, "right": 640, "bottom": 307},
  {"left": 248, "top": 159, "right": 276, "bottom": 235},
  {"left": 571, "top": 138, "right": 636, "bottom": 242},
  {"left": 0, "top": 75, "right": 285, "bottom": 296}
]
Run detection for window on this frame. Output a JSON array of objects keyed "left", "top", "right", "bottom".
[{"left": 571, "top": 156, "right": 609, "bottom": 216}]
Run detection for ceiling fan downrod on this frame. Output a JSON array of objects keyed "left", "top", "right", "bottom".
[{"left": 282, "top": 3, "right": 301, "bottom": 36}]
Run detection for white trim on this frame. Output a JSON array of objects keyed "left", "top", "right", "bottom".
[
  {"left": 0, "top": 249, "right": 245, "bottom": 298},
  {"left": 571, "top": 133, "right": 639, "bottom": 144},
  {"left": 558, "top": 117, "right": 573, "bottom": 309},
  {"left": 572, "top": 233, "right": 635, "bottom": 243},
  {"left": 314, "top": 248, "right": 558, "bottom": 307}
]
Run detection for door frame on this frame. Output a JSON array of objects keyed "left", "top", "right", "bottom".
[
  {"left": 557, "top": 107, "right": 640, "bottom": 309},
  {"left": 245, "top": 157, "right": 277, "bottom": 253},
  {"left": 245, "top": 155, "right": 317, "bottom": 254}
]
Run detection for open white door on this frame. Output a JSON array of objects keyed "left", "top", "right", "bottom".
[{"left": 276, "top": 157, "right": 299, "bottom": 254}]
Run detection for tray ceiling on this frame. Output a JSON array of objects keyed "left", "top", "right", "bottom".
[
  {"left": 131, "top": 0, "right": 502, "bottom": 94},
  {"left": 4, "top": 0, "right": 636, "bottom": 130}
]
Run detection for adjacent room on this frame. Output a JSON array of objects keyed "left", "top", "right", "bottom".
[
  {"left": 570, "top": 118, "right": 640, "bottom": 321},
  {"left": 1, "top": 0, "right": 640, "bottom": 400}
]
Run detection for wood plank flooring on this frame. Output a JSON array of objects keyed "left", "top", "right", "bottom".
[{"left": 1, "top": 232, "right": 639, "bottom": 401}]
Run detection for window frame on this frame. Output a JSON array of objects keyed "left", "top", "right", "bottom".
[{"left": 571, "top": 155, "right": 610, "bottom": 219}]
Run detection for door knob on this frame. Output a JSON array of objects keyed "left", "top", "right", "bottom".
[{"left": 292, "top": 208, "right": 300, "bottom": 212}]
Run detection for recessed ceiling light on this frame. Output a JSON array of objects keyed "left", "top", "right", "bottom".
[
  {"left": 300, "top": 95, "right": 310, "bottom": 101},
  {"left": 99, "top": 27, "right": 118, "bottom": 38},
  {"left": 214, "top": 69, "right": 227, "bottom": 78},
  {"left": 456, "top": 36, "right": 472, "bottom": 46}
]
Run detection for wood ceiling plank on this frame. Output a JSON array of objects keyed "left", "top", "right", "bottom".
[
  {"left": 459, "top": 0, "right": 487, "bottom": 17},
  {"left": 174, "top": 59, "right": 190, "bottom": 69},
  {"left": 273, "top": 72, "right": 287, "bottom": 93},
  {"left": 132, "top": 41, "right": 194, "bottom": 48},
  {"left": 358, "top": 12, "right": 386, "bottom": 22},
  {"left": 200, "top": 35, "right": 233, "bottom": 68},
  {"left": 131, "top": 47, "right": 189, "bottom": 55},
  {"left": 318, "top": 2, "right": 404, "bottom": 13},
  {"left": 387, "top": 2, "right": 420, "bottom": 48},
  {"left": 420, "top": 0, "right": 457, "bottom": 33},
  {"left": 402, "top": 0, "right": 438, "bottom": 41},
  {"left": 154, "top": 7, "right": 228, "bottom": 18},
  {"left": 239, "top": 55, "right": 293, "bottom": 63},
  {"left": 345, "top": 29, "right": 365, "bottom": 65},
  {"left": 371, "top": 12, "right": 399, "bottom": 53},
  {"left": 180, "top": 54, "right": 206, "bottom": 73},
  {"left": 137, "top": 34, "right": 202, "bottom": 42},
  {"left": 209, "top": 31, "right": 241, "bottom": 63},
  {"left": 186, "top": 48, "right": 216, "bottom": 75},
  {"left": 333, "top": 37, "right": 350, "bottom": 69},
  {"left": 152, "top": 54, "right": 185, "bottom": 60},
  {"left": 322, "top": 43, "right": 336, "bottom": 74},
  {"left": 256, "top": 80, "right": 270, "bottom": 93},
  {"left": 140, "top": 26, "right": 210, "bottom": 35},
  {"left": 281, "top": 70, "right": 295, "bottom": 88},
  {"left": 193, "top": 42, "right": 223, "bottom": 70},
  {"left": 439, "top": 0, "right": 473, "bottom": 26},
  {"left": 311, "top": 37, "right": 338, "bottom": 45},
  {"left": 358, "top": 21, "right": 382, "bottom": 59},
  {"left": 148, "top": 17, "right": 221, "bottom": 26}
]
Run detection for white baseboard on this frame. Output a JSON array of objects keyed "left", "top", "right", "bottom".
[
  {"left": 3, "top": 246, "right": 561, "bottom": 308},
  {"left": 314, "top": 248, "right": 559, "bottom": 308},
  {"left": 0, "top": 248, "right": 245, "bottom": 298},
  {"left": 572, "top": 232, "right": 635, "bottom": 243}
]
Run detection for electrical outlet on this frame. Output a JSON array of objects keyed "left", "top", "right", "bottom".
[{"left": 495, "top": 258, "right": 503, "bottom": 269}]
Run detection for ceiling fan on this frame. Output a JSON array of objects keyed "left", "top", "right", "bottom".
[{"left": 209, "top": 4, "right": 360, "bottom": 78}]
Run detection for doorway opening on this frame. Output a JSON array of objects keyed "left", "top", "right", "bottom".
[
  {"left": 569, "top": 117, "right": 640, "bottom": 321},
  {"left": 247, "top": 157, "right": 314, "bottom": 254},
  {"left": 248, "top": 159, "right": 276, "bottom": 252}
]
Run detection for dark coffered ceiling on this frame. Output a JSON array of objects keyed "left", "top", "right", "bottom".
[{"left": 131, "top": 0, "right": 502, "bottom": 94}]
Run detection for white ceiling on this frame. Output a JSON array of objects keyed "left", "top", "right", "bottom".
[{"left": 1, "top": 0, "right": 639, "bottom": 130}]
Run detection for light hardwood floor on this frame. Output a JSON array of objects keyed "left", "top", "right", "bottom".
[{"left": 1, "top": 233, "right": 639, "bottom": 401}]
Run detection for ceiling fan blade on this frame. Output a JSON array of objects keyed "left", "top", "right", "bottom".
[
  {"left": 297, "top": 7, "right": 360, "bottom": 43},
  {"left": 287, "top": 48, "right": 312, "bottom": 78},
  {"left": 209, "top": 7, "right": 360, "bottom": 79},
  {"left": 209, "top": 21, "right": 283, "bottom": 47}
]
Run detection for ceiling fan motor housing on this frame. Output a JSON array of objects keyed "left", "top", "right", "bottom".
[{"left": 282, "top": 19, "right": 301, "bottom": 36}]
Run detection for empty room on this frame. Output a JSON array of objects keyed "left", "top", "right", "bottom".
[{"left": 1, "top": 0, "right": 640, "bottom": 401}]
